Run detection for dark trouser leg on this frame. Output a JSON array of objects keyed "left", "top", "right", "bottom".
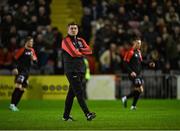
[
  {"left": 63, "top": 85, "right": 75, "bottom": 118},
  {"left": 66, "top": 73, "right": 90, "bottom": 115},
  {"left": 74, "top": 85, "right": 90, "bottom": 115},
  {"left": 82, "top": 76, "right": 87, "bottom": 99},
  {"left": 11, "top": 88, "right": 24, "bottom": 106}
]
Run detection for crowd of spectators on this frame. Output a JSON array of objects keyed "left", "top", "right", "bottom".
[
  {"left": 80, "top": 0, "right": 180, "bottom": 74},
  {"left": 0, "top": 0, "right": 180, "bottom": 75},
  {"left": 0, "top": 0, "right": 64, "bottom": 74}
]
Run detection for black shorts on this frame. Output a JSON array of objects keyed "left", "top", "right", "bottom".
[
  {"left": 15, "top": 73, "right": 29, "bottom": 88},
  {"left": 129, "top": 75, "right": 144, "bottom": 87}
]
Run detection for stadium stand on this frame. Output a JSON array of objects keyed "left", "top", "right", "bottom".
[
  {"left": 80, "top": 0, "right": 180, "bottom": 74},
  {"left": 0, "top": 0, "right": 180, "bottom": 75}
]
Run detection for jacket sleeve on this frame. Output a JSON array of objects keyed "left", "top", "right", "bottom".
[
  {"left": 78, "top": 38, "right": 92, "bottom": 55},
  {"left": 61, "top": 38, "right": 83, "bottom": 57}
]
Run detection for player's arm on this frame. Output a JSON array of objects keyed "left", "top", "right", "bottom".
[
  {"left": 12, "top": 48, "right": 25, "bottom": 75},
  {"left": 123, "top": 50, "right": 135, "bottom": 77},
  {"left": 142, "top": 60, "right": 155, "bottom": 68},
  {"left": 149, "top": 61, "right": 155, "bottom": 68},
  {"left": 30, "top": 48, "right": 38, "bottom": 62},
  {"left": 79, "top": 46, "right": 92, "bottom": 55},
  {"left": 123, "top": 61, "right": 136, "bottom": 77},
  {"left": 30, "top": 48, "right": 39, "bottom": 69},
  {"left": 62, "top": 38, "right": 83, "bottom": 57},
  {"left": 78, "top": 38, "right": 92, "bottom": 55},
  {"left": 138, "top": 49, "right": 155, "bottom": 69},
  {"left": 12, "top": 68, "right": 18, "bottom": 75},
  {"left": 12, "top": 58, "right": 18, "bottom": 75}
]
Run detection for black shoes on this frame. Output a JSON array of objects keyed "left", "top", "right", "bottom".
[
  {"left": 86, "top": 112, "right": 96, "bottom": 121},
  {"left": 62, "top": 112, "right": 96, "bottom": 121},
  {"left": 62, "top": 116, "right": 75, "bottom": 121}
]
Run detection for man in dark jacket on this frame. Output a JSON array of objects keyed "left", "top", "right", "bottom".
[{"left": 61, "top": 22, "right": 96, "bottom": 121}]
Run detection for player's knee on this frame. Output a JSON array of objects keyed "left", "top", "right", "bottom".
[
  {"left": 15, "top": 83, "right": 22, "bottom": 88},
  {"left": 139, "top": 86, "right": 144, "bottom": 93},
  {"left": 15, "top": 83, "right": 24, "bottom": 90},
  {"left": 134, "top": 86, "right": 143, "bottom": 93},
  {"left": 19, "top": 87, "right": 25, "bottom": 91}
]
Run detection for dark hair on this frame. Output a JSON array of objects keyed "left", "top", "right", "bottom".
[
  {"left": 67, "top": 22, "right": 79, "bottom": 27},
  {"left": 25, "top": 36, "right": 33, "bottom": 43},
  {"left": 128, "top": 34, "right": 141, "bottom": 45}
]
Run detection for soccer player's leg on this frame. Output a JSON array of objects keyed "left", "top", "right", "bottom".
[
  {"left": 9, "top": 74, "right": 26, "bottom": 111},
  {"left": 121, "top": 96, "right": 127, "bottom": 108},
  {"left": 131, "top": 77, "right": 144, "bottom": 110},
  {"left": 121, "top": 77, "right": 135, "bottom": 108},
  {"left": 131, "top": 88, "right": 140, "bottom": 110}
]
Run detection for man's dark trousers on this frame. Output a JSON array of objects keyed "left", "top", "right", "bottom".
[{"left": 63, "top": 72, "right": 89, "bottom": 118}]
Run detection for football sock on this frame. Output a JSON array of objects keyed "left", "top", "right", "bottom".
[
  {"left": 132, "top": 90, "right": 140, "bottom": 106},
  {"left": 11, "top": 88, "right": 20, "bottom": 105},
  {"left": 11, "top": 88, "right": 24, "bottom": 106},
  {"left": 127, "top": 90, "right": 135, "bottom": 99},
  {"left": 15, "top": 90, "right": 24, "bottom": 106}
]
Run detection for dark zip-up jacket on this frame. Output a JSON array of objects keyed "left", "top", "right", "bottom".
[{"left": 61, "top": 35, "right": 92, "bottom": 73}]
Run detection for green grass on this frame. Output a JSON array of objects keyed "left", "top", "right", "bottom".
[{"left": 0, "top": 99, "right": 180, "bottom": 130}]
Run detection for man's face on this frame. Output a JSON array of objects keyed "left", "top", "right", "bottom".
[
  {"left": 26, "top": 39, "right": 34, "bottom": 48},
  {"left": 68, "top": 25, "right": 78, "bottom": 36},
  {"left": 133, "top": 39, "right": 141, "bottom": 49},
  {"left": 135, "top": 40, "right": 142, "bottom": 49}
]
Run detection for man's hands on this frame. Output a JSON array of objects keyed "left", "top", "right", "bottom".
[
  {"left": 130, "top": 71, "right": 137, "bottom": 78},
  {"left": 149, "top": 62, "right": 155, "bottom": 68},
  {"left": 31, "top": 51, "right": 37, "bottom": 61},
  {"left": 12, "top": 68, "right": 18, "bottom": 75}
]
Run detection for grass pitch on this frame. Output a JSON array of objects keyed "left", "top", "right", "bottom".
[{"left": 0, "top": 99, "right": 180, "bottom": 130}]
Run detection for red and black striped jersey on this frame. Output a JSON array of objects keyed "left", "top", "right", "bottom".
[
  {"left": 13, "top": 47, "right": 37, "bottom": 73},
  {"left": 123, "top": 47, "right": 143, "bottom": 75}
]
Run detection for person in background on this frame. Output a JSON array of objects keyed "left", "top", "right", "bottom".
[
  {"left": 100, "top": 43, "right": 121, "bottom": 74},
  {"left": 121, "top": 35, "right": 155, "bottom": 110},
  {"left": 82, "top": 57, "right": 91, "bottom": 99},
  {"left": 9, "top": 36, "right": 38, "bottom": 111}
]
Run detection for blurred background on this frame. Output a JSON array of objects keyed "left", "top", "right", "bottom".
[{"left": 0, "top": 0, "right": 180, "bottom": 99}]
